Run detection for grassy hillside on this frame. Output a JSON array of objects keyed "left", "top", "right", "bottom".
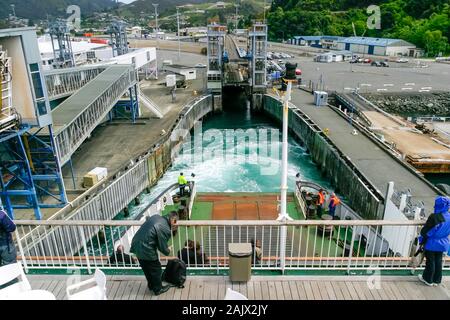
[
  {"left": 268, "top": 0, "right": 450, "bottom": 56},
  {"left": 111, "top": 0, "right": 265, "bottom": 31},
  {"left": 0, "top": 0, "right": 117, "bottom": 19}
]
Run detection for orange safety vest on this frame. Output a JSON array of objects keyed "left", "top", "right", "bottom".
[
  {"left": 330, "top": 195, "right": 341, "bottom": 207},
  {"left": 317, "top": 192, "right": 325, "bottom": 205}
]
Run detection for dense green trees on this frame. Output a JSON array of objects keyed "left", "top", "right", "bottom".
[{"left": 267, "top": 0, "right": 450, "bottom": 56}]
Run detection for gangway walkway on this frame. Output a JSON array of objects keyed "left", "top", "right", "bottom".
[
  {"left": 51, "top": 64, "right": 137, "bottom": 165},
  {"left": 45, "top": 65, "right": 107, "bottom": 101}
]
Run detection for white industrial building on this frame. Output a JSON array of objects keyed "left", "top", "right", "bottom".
[
  {"left": 108, "top": 47, "right": 158, "bottom": 79},
  {"left": 337, "top": 37, "right": 422, "bottom": 57},
  {"left": 130, "top": 26, "right": 143, "bottom": 38},
  {"left": 164, "top": 64, "right": 197, "bottom": 81},
  {"left": 38, "top": 35, "right": 157, "bottom": 77},
  {"left": 38, "top": 35, "right": 111, "bottom": 70},
  {"left": 314, "top": 50, "right": 353, "bottom": 63}
]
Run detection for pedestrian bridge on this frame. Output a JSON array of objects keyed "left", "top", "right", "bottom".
[
  {"left": 48, "top": 65, "right": 138, "bottom": 165},
  {"left": 44, "top": 65, "right": 108, "bottom": 101}
]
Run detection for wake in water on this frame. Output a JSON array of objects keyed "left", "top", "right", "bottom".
[{"left": 120, "top": 110, "right": 331, "bottom": 220}]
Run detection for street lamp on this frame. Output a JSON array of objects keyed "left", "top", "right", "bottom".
[
  {"left": 273, "top": 63, "right": 297, "bottom": 274},
  {"left": 176, "top": 7, "right": 181, "bottom": 61},
  {"left": 276, "top": 62, "right": 297, "bottom": 223},
  {"left": 235, "top": 3, "right": 239, "bottom": 32}
]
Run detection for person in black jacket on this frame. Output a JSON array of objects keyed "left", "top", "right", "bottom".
[
  {"left": 0, "top": 209, "right": 16, "bottom": 266},
  {"left": 130, "top": 211, "right": 178, "bottom": 295},
  {"left": 178, "top": 240, "right": 207, "bottom": 266},
  {"left": 108, "top": 245, "right": 137, "bottom": 265}
]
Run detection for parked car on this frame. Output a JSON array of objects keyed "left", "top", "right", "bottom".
[
  {"left": 371, "top": 61, "right": 381, "bottom": 67},
  {"left": 363, "top": 58, "right": 372, "bottom": 63},
  {"left": 396, "top": 58, "right": 409, "bottom": 63},
  {"left": 295, "top": 68, "right": 302, "bottom": 76},
  {"left": 380, "top": 61, "right": 389, "bottom": 67}
]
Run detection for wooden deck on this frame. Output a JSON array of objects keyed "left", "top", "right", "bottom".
[{"left": 27, "top": 275, "right": 450, "bottom": 300}]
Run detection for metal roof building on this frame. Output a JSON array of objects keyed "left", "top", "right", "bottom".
[
  {"left": 289, "top": 36, "right": 322, "bottom": 47},
  {"left": 337, "top": 36, "right": 420, "bottom": 57}
]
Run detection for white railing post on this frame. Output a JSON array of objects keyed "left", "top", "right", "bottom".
[
  {"left": 78, "top": 226, "right": 92, "bottom": 274},
  {"left": 279, "top": 225, "right": 287, "bottom": 274},
  {"left": 346, "top": 229, "right": 356, "bottom": 274},
  {"left": 15, "top": 229, "right": 28, "bottom": 273}
]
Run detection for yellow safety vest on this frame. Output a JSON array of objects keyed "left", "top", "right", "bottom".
[{"left": 178, "top": 175, "right": 187, "bottom": 185}]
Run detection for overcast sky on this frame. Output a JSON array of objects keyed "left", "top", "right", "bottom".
[{"left": 120, "top": 0, "right": 136, "bottom": 4}]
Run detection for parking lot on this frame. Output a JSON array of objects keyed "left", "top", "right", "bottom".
[{"left": 287, "top": 55, "right": 450, "bottom": 93}]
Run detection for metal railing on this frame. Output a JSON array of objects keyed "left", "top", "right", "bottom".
[
  {"left": 265, "top": 95, "right": 384, "bottom": 219},
  {"left": 14, "top": 219, "right": 449, "bottom": 273},
  {"left": 44, "top": 65, "right": 107, "bottom": 100},
  {"left": 54, "top": 65, "right": 137, "bottom": 165}
]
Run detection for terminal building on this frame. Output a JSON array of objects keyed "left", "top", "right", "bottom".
[
  {"left": 336, "top": 36, "right": 423, "bottom": 57},
  {"left": 288, "top": 35, "right": 423, "bottom": 57}
]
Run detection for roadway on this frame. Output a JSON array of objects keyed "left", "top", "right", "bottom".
[
  {"left": 224, "top": 35, "right": 242, "bottom": 61},
  {"left": 290, "top": 90, "right": 440, "bottom": 214}
]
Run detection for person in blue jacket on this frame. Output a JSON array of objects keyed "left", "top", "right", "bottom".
[
  {"left": 418, "top": 196, "right": 450, "bottom": 286},
  {"left": 0, "top": 209, "right": 17, "bottom": 267}
]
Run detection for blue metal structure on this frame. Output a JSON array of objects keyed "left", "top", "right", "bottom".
[
  {"left": 24, "top": 125, "right": 67, "bottom": 209},
  {"left": 1, "top": 27, "right": 69, "bottom": 219},
  {"left": 110, "top": 84, "right": 139, "bottom": 123},
  {"left": 0, "top": 125, "right": 41, "bottom": 219}
]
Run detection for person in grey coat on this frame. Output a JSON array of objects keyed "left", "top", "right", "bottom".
[{"left": 130, "top": 211, "right": 178, "bottom": 295}]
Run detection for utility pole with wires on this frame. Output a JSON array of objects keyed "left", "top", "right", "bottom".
[
  {"left": 177, "top": 7, "right": 181, "bottom": 61},
  {"left": 263, "top": 0, "right": 266, "bottom": 23},
  {"left": 152, "top": 3, "right": 159, "bottom": 34},
  {"left": 235, "top": 3, "right": 239, "bottom": 31},
  {"left": 10, "top": 4, "right": 16, "bottom": 18}
]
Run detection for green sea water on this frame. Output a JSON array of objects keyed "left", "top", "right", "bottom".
[{"left": 121, "top": 101, "right": 333, "bottom": 220}]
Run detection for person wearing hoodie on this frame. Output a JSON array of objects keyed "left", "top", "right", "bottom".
[
  {"left": 0, "top": 209, "right": 16, "bottom": 266},
  {"left": 418, "top": 196, "right": 450, "bottom": 286}
]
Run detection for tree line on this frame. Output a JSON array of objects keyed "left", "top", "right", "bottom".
[{"left": 267, "top": 0, "right": 450, "bottom": 56}]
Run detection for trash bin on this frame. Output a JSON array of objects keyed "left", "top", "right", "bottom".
[{"left": 228, "top": 243, "right": 252, "bottom": 282}]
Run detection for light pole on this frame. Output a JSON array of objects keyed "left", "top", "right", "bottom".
[
  {"left": 276, "top": 64, "right": 297, "bottom": 274},
  {"left": 152, "top": 3, "right": 159, "bottom": 34},
  {"left": 277, "top": 78, "right": 294, "bottom": 223},
  {"left": 235, "top": 3, "right": 239, "bottom": 32},
  {"left": 177, "top": 7, "right": 181, "bottom": 61},
  {"left": 263, "top": 0, "right": 266, "bottom": 22}
]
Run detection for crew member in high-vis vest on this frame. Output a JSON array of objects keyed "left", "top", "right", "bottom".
[
  {"left": 328, "top": 193, "right": 341, "bottom": 217},
  {"left": 316, "top": 189, "right": 326, "bottom": 216},
  {"left": 178, "top": 172, "right": 188, "bottom": 197}
]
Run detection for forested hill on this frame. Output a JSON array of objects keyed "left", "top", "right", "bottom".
[
  {"left": 268, "top": 0, "right": 450, "bottom": 56},
  {"left": 0, "top": 0, "right": 117, "bottom": 19}
]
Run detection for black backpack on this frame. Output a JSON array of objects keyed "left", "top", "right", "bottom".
[{"left": 162, "top": 258, "right": 186, "bottom": 288}]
